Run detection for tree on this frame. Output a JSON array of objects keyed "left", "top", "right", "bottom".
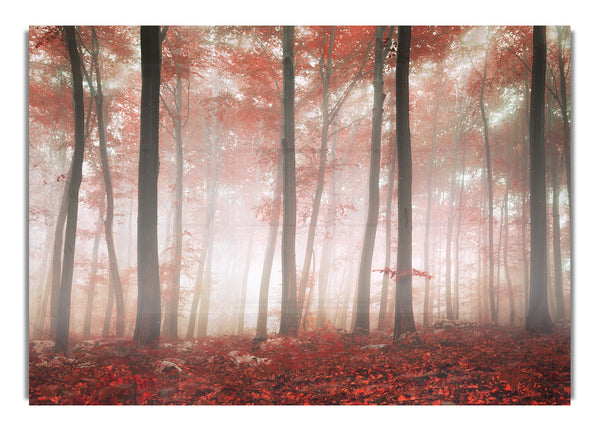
[
  {"left": 133, "top": 26, "right": 163, "bottom": 346},
  {"left": 393, "top": 26, "right": 416, "bottom": 338},
  {"left": 84, "top": 27, "right": 126, "bottom": 337},
  {"left": 525, "top": 26, "right": 553, "bottom": 333},
  {"left": 54, "top": 26, "right": 86, "bottom": 353},
  {"left": 280, "top": 26, "right": 298, "bottom": 336},
  {"left": 161, "top": 27, "right": 190, "bottom": 339},
  {"left": 355, "top": 26, "right": 385, "bottom": 333}
]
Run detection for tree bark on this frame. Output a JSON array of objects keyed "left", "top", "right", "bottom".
[
  {"left": 477, "top": 32, "right": 497, "bottom": 323},
  {"left": 280, "top": 26, "right": 298, "bottom": 336},
  {"left": 84, "top": 209, "right": 103, "bottom": 338},
  {"left": 550, "top": 117, "right": 566, "bottom": 321},
  {"left": 422, "top": 64, "right": 443, "bottom": 327},
  {"left": 393, "top": 26, "right": 416, "bottom": 339},
  {"left": 133, "top": 26, "right": 162, "bottom": 346},
  {"left": 237, "top": 165, "right": 261, "bottom": 335},
  {"left": 163, "top": 65, "right": 185, "bottom": 339},
  {"left": 378, "top": 138, "right": 396, "bottom": 330},
  {"left": 355, "top": 26, "right": 385, "bottom": 334},
  {"left": 54, "top": 26, "right": 86, "bottom": 353},
  {"left": 526, "top": 26, "right": 553, "bottom": 333},
  {"left": 255, "top": 157, "right": 282, "bottom": 339},
  {"left": 556, "top": 27, "right": 571, "bottom": 286},
  {"left": 187, "top": 124, "right": 218, "bottom": 338},
  {"left": 84, "top": 27, "right": 126, "bottom": 338},
  {"left": 49, "top": 166, "right": 70, "bottom": 336}
]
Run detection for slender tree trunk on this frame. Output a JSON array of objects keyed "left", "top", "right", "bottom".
[
  {"left": 163, "top": 72, "right": 185, "bottom": 339},
  {"left": 32, "top": 195, "right": 55, "bottom": 338},
  {"left": 197, "top": 238, "right": 213, "bottom": 337},
  {"left": 422, "top": 66, "right": 443, "bottom": 328},
  {"left": 477, "top": 33, "right": 497, "bottom": 323},
  {"left": 551, "top": 124, "right": 566, "bottom": 321},
  {"left": 477, "top": 189, "right": 484, "bottom": 322},
  {"left": 54, "top": 26, "right": 86, "bottom": 353},
  {"left": 526, "top": 26, "right": 553, "bottom": 333},
  {"left": 87, "top": 28, "right": 126, "bottom": 337},
  {"left": 378, "top": 139, "right": 396, "bottom": 330},
  {"left": 556, "top": 27, "right": 571, "bottom": 287},
  {"left": 445, "top": 122, "right": 460, "bottom": 320},
  {"left": 355, "top": 26, "right": 385, "bottom": 333},
  {"left": 187, "top": 135, "right": 217, "bottom": 338},
  {"left": 133, "top": 26, "right": 162, "bottom": 346},
  {"left": 84, "top": 210, "right": 103, "bottom": 338},
  {"left": 49, "top": 168, "right": 70, "bottom": 336},
  {"left": 503, "top": 176, "right": 515, "bottom": 326},
  {"left": 237, "top": 166, "right": 261, "bottom": 335},
  {"left": 280, "top": 26, "right": 298, "bottom": 335},
  {"left": 255, "top": 157, "right": 282, "bottom": 339},
  {"left": 393, "top": 26, "right": 416, "bottom": 338},
  {"left": 316, "top": 146, "right": 337, "bottom": 329},
  {"left": 453, "top": 137, "right": 466, "bottom": 320}
]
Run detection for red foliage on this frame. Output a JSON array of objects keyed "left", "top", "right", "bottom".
[{"left": 29, "top": 325, "right": 569, "bottom": 405}]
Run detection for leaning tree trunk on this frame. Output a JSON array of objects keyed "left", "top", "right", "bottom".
[
  {"left": 49, "top": 166, "right": 70, "bottom": 336},
  {"left": 87, "top": 27, "right": 126, "bottom": 337},
  {"left": 54, "top": 26, "right": 86, "bottom": 354},
  {"left": 526, "top": 26, "right": 553, "bottom": 333},
  {"left": 355, "top": 26, "right": 385, "bottom": 334},
  {"left": 393, "top": 25, "right": 416, "bottom": 339},
  {"left": 133, "top": 26, "right": 162, "bottom": 346},
  {"left": 296, "top": 30, "right": 333, "bottom": 318},
  {"left": 280, "top": 26, "right": 298, "bottom": 336}
]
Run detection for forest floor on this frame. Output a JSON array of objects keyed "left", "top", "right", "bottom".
[{"left": 28, "top": 322, "right": 570, "bottom": 405}]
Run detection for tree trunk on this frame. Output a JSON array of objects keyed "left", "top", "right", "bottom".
[
  {"left": 197, "top": 238, "right": 213, "bottom": 337},
  {"left": 54, "top": 26, "right": 86, "bottom": 353},
  {"left": 133, "top": 26, "right": 162, "bottom": 346},
  {"left": 550, "top": 119, "right": 566, "bottom": 321},
  {"left": 477, "top": 33, "right": 497, "bottom": 323},
  {"left": 297, "top": 27, "right": 337, "bottom": 321},
  {"left": 445, "top": 112, "right": 460, "bottom": 320},
  {"left": 503, "top": 174, "right": 515, "bottom": 326},
  {"left": 163, "top": 72, "right": 185, "bottom": 339},
  {"left": 280, "top": 26, "right": 298, "bottom": 336},
  {"left": 187, "top": 125, "right": 218, "bottom": 338},
  {"left": 49, "top": 167, "right": 70, "bottom": 336},
  {"left": 355, "top": 26, "right": 385, "bottom": 334},
  {"left": 526, "top": 26, "right": 553, "bottom": 333},
  {"left": 556, "top": 27, "right": 571, "bottom": 288},
  {"left": 378, "top": 138, "right": 396, "bottom": 330},
  {"left": 316, "top": 136, "right": 338, "bottom": 329},
  {"left": 81, "top": 27, "right": 126, "bottom": 338},
  {"left": 255, "top": 157, "right": 282, "bottom": 339},
  {"left": 84, "top": 210, "right": 103, "bottom": 338},
  {"left": 393, "top": 26, "right": 416, "bottom": 339},
  {"left": 237, "top": 165, "right": 261, "bottom": 335},
  {"left": 422, "top": 65, "right": 443, "bottom": 328},
  {"left": 453, "top": 135, "right": 467, "bottom": 320}
]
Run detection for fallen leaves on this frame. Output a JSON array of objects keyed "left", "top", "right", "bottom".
[{"left": 29, "top": 324, "right": 570, "bottom": 405}]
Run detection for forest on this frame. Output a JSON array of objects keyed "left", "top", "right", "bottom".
[{"left": 28, "top": 25, "right": 571, "bottom": 405}]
